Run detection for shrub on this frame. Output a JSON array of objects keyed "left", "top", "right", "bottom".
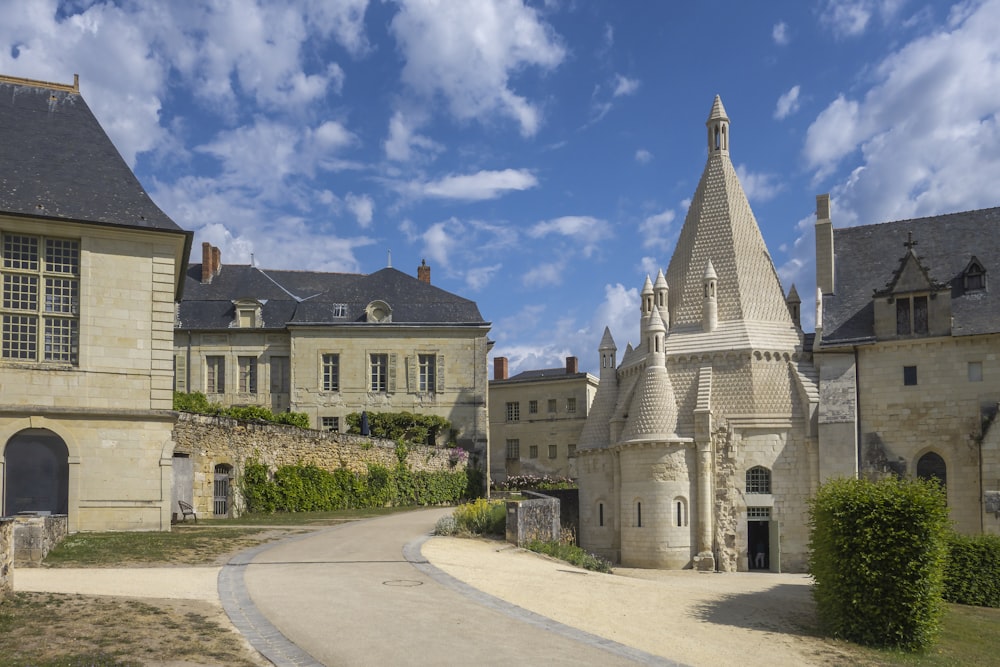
[
  {"left": 346, "top": 410, "right": 451, "bottom": 445},
  {"left": 434, "top": 514, "right": 457, "bottom": 536},
  {"left": 808, "top": 476, "right": 950, "bottom": 651},
  {"left": 494, "top": 474, "right": 577, "bottom": 491},
  {"left": 943, "top": 532, "right": 1000, "bottom": 607},
  {"left": 173, "top": 391, "right": 310, "bottom": 429},
  {"left": 524, "top": 539, "right": 613, "bottom": 573},
  {"left": 452, "top": 499, "right": 506, "bottom": 535}
]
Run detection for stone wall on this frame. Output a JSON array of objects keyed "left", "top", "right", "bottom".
[
  {"left": 173, "top": 413, "right": 467, "bottom": 517},
  {"left": 506, "top": 492, "right": 560, "bottom": 547},
  {"left": 0, "top": 518, "right": 12, "bottom": 600},
  {"left": 13, "top": 514, "right": 68, "bottom": 567}
]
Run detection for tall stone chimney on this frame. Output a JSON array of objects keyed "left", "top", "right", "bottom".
[
  {"left": 417, "top": 259, "right": 431, "bottom": 284},
  {"left": 565, "top": 356, "right": 578, "bottom": 374},
  {"left": 816, "top": 193, "right": 835, "bottom": 295},
  {"left": 201, "top": 242, "right": 222, "bottom": 284},
  {"left": 494, "top": 357, "right": 508, "bottom": 380}
]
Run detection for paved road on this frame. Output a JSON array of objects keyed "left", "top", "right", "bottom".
[{"left": 221, "top": 507, "right": 675, "bottom": 667}]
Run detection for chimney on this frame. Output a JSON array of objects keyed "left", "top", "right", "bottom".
[
  {"left": 494, "top": 356, "right": 509, "bottom": 380},
  {"left": 200, "top": 242, "right": 222, "bottom": 284},
  {"left": 566, "top": 356, "right": 578, "bottom": 374},
  {"left": 417, "top": 259, "right": 431, "bottom": 284}
]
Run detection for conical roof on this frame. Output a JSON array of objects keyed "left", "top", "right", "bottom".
[
  {"left": 620, "top": 360, "right": 679, "bottom": 443},
  {"left": 665, "top": 97, "right": 793, "bottom": 329}
]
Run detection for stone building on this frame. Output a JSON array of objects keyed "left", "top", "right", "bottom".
[
  {"left": 814, "top": 198, "right": 1000, "bottom": 536},
  {"left": 488, "top": 356, "right": 598, "bottom": 484},
  {"left": 578, "top": 97, "right": 818, "bottom": 572},
  {"left": 0, "top": 74, "right": 192, "bottom": 531},
  {"left": 174, "top": 249, "right": 492, "bottom": 504}
]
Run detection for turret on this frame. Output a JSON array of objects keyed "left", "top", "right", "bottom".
[
  {"left": 640, "top": 274, "right": 654, "bottom": 317},
  {"left": 786, "top": 283, "right": 801, "bottom": 329},
  {"left": 706, "top": 95, "right": 730, "bottom": 156},
  {"left": 703, "top": 259, "right": 717, "bottom": 332},
  {"left": 599, "top": 326, "right": 618, "bottom": 377},
  {"left": 654, "top": 269, "right": 669, "bottom": 330}
]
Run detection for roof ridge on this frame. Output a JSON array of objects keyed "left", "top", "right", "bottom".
[{"left": 0, "top": 73, "right": 79, "bottom": 93}]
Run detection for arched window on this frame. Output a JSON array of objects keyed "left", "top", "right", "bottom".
[
  {"left": 636, "top": 501, "right": 643, "bottom": 527},
  {"left": 675, "top": 497, "right": 688, "bottom": 527},
  {"left": 746, "top": 466, "right": 771, "bottom": 494},
  {"left": 4, "top": 429, "right": 69, "bottom": 515},
  {"left": 916, "top": 452, "right": 947, "bottom": 488}
]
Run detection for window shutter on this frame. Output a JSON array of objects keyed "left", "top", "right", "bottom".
[
  {"left": 174, "top": 354, "right": 187, "bottom": 392},
  {"left": 407, "top": 355, "right": 417, "bottom": 393},
  {"left": 436, "top": 354, "right": 445, "bottom": 392},
  {"left": 388, "top": 353, "right": 397, "bottom": 392}
]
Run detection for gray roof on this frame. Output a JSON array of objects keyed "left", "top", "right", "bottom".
[
  {"left": 821, "top": 207, "right": 1000, "bottom": 345},
  {"left": 0, "top": 76, "right": 183, "bottom": 233},
  {"left": 178, "top": 264, "right": 487, "bottom": 330}
]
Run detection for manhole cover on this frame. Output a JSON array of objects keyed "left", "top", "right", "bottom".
[{"left": 383, "top": 579, "right": 424, "bottom": 587}]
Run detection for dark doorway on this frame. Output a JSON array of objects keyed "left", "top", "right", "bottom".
[
  {"left": 213, "top": 464, "right": 232, "bottom": 517},
  {"left": 748, "top": 520, "right": 770, "bottom": 570},
  {"left": 4, "top": 429, "right": 69, "bottom": 516}
]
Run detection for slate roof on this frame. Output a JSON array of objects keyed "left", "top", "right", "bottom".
[
  {"left": 821, "top": 207, "right": 1000, "bottom": 346},
  {"left": 494, "top": 368, "right": 591, "bottom": 383},
  {"left": 0, "top": 76, "right": 184, "bottom": 233},
  {"left": 177, "top": 264, "right": 487, "bottom": 330}
]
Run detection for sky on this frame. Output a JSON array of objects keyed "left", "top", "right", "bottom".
[{"left": 3, "top": 0, "right": 999, "bottom": 376}]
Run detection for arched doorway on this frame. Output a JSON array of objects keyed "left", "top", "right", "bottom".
[
  {"left": 916, "top": 452, "right": 947, "bottom": 488},
  {"left": 4, "top": 429, "right": 69, "bottom": 516}
]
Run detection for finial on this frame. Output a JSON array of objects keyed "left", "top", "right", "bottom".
[
  {"left": 904, "top": 231, "right": 918, "bottom": 251},
  {"left": 387, "top": 249, "right": 392, "bottom": 268}
]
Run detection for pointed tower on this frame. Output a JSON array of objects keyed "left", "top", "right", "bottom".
[
  {"left": 654, "top": 270, "right": 669, "bottom": 330},
  {"left": 578, "top": 327, "right": 619, "bottom": 451},
  {"left": 621, "top": 311, "right": 679, "bottom": 443},
  {"left": 665, "top": 95, "right": 795, "bottom": 336},
  {"left": 786, "top": 284, "right": 801, "bottom": 329}
]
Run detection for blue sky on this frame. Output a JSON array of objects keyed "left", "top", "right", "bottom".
[{"left": 3, "top": 0, "right": 999, "bottom": 375}]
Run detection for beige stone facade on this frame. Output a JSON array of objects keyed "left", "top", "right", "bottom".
[
  {"left": 0, "top": 75, "right": 191, "bottom": 532},
  {"left": 488, "top": 356, "right": 598, "bottom": 483}
]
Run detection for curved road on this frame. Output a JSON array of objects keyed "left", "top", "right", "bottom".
[{"left": 220, "top": 507, "right": 675, "bottom": 666}]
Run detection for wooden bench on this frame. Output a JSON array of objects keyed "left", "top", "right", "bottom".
[{"left": 178, "top": 500, "right": 197, "bottom": 523}]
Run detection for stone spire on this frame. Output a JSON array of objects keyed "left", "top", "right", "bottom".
[
  {"left": 665, "top": 96, "right": 794, "bottom": 330},
  {"left": 621, "top": 310, "right": 679, "bottom": 443},
  {"left": 579, "top": 327, "right": 619, "bottom": 450},
  {"left": 653, "top": 269, "right": 669, "bottom": 330}
]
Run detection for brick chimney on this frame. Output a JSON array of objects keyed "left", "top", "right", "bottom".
[
  {"left": 417, "top": 259, "right": 431, "bottom": 284},
  {"left": 566, "top": 356, "right": 578, "bottom": 374},
  {"left": 201, "top": 242, "right": 222, "bottom": 284},
  {"left": 494, "top": 356, "right": 508, "bottom": 380}
]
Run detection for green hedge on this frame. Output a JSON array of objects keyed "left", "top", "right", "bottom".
[
  {"left": 173, "top": 391, "right": 310, "bottom": 429},
  {"left": 808, "top": 477, "right": 950, "bottom": 651},
  {"left": 943, "top": 532, "right": 1000, "bottom": 607},
  {"left": 240, "top": 459, "right": 469, "bottom": 513},
  {"left": 345, "top": 410, "right": 451, "bottom": 445}
]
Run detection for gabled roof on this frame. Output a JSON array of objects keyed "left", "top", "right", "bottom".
[
  {"left": 178, "top": 264, "right": 487, "bottom": 330},
  {"left": 821, "top": 207, "right": 1000, "bottom": 345},
  {"left": 0, "top": 75, "right": 184, "bottom": 233}
]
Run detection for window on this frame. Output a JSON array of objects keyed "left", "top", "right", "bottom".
[
  {"left": 904, "top": 365, "right": 918, "bottom": 386},
  {"left": 238, "top": 356, "right": 257, "bottom": 393},
  {"left": 676, "top": 498, "right": 688, "bottom": 527},
  {"left": 206, "top": 356, "right": 225, "bottom": 393},
  {"left": 418, "top": 354, "right": 436, "bottom": 392},
  {"left": 747, "top": 507, "right": 771, "bottom": 519},
  {"left": 529, "top": 445, "right": 538, "bottom": 459},
  {"left": 598, "top": 503, "right": 604, "bottom": 527},
  {"left": 567, "top": 397, "right": 577, "bottom": 413},
  {"left": 321, "top": 416, "right": 339, "bottom": 432},
  {"left": 1, "top": 234, "right": 79, "bottom": 363},
  {"left": 270, "top": 356, "right": 289, "bottom": 394},
  {"left": 506, "top": 402, "right": 519, "bottom": 422},
  {"left": 547, "top": 399, "right": 557, "bottom": 413},
  {"left": 637, "top": 502, "right": 642, "bottom": 527},
  {"left": 969, "top": 361, "right": 983, "bottom": 382},
  {"left": 964, "top": 259, "right": 986, "bottom": 291},
  {"left": 237, "top": 308, "right": 255, "bottom": 328},
  {"left": 567, "top": 444, "right": 577, "bottom": 458},
  {"left": 331, "top": 303, "right": 347, "bottom": 317},
  {"left": 746, "top": 466, "right": 772, "bottom": 494},
  {"left": 528, "top": 400, "right": 538, "bottom": 414},
  {"left": 896, "top": 296, "right": 929, "bottom": 335},
  {"left": 370, "top": 353, "right": 388, "bottom": 392},
  {"left": 505, "top": 439, "right": 520, "bottom": 459},
  {"left": 548, "top": 444, "right": 557, "bottom": 459},
  {"left": 322, "top": 353, "right": 340, "bottom": 391}
]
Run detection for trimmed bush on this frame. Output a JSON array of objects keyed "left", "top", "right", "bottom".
[
  {"left": 943, "top": 532, "right": 1000, "bottom": 607},
  {"left": 345, "top": 410, "right": 451, "bottom": 445},
  {"left": 173, "top": 391, "right": 310, "bottom": 429},
  {"left": 808, "top": 476, "right": 950, "bottom": 651}
]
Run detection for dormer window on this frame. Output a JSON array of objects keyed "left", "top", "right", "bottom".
[
  {"left": 232, "top": 298, "right": 263, "bottom": 328},
  {"left": 365, "top": 300, "right": 392, "bottom": 323},
  {"left": 331, "top": 303, "right": 347, "bottom": 317},
  {"left": 964, "top": 258, "right": 986, "bottom": 292},
  {"left": 896, "top": 295, "right": 928, "bottom": 335}
]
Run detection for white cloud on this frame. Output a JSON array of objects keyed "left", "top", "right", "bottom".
[
  {"left": 390, "top": 0, "right": 566, "bottom": 137},
  {"left": 527, "top": 215, "right": 612, "bottom": 257},
  {"left": 635, "top": 149, "right": 653, "bottom": 164},
  {"left": 594, "top": 282, "right": 640, "bottom": 353},
  {"left": 408, "top": 168, "right": 538, "bottom": 201},
  {"left": 735, "top": 165, "right": 784, "bottom": 202},
  {"left": 522, "top": 259, "right": 566, "bottom": 288},
  {"left": 384, "top": 110, "right": 443, "bottom": 162},
  {"left": 638, "top": 208, "right": 676, "bottom": 251},
  {"left": 772, "top": 21, "right": 790, "bottom": 45},
  {"left": 804, "top": 0, "right": 1000, "bottom": 221},
  {"left": 774, "top": 84, "right": 801, "bottom": 120},
  {"left": 402, "top": 216, "right": 518, "bottom": 290},
  {"left": 613, "top": 74, "right": 640, "bottom": 97},
  {"left": 345, "top": 192, "right": 374, "bottom": 227},
  {"left": 818, "top": 0, "right": 906, "bottom": 39}
]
